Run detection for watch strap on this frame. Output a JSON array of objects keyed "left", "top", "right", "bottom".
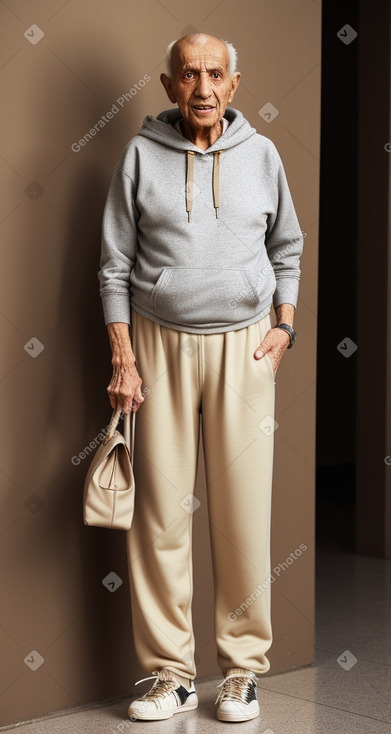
[{"left": 273, "top": 322, "right": 296, "bottom": 348}]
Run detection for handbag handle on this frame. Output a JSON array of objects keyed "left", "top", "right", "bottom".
[
  {"left": 104, "top": 405, "right": 136, "bottom": 463},
  {"left": 123, "top": 410, "right": 135, "bottom": 464}
]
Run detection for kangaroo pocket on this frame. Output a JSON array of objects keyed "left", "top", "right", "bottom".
[{"left": 151, "top": 267, "right": 260, "bottom": 327}]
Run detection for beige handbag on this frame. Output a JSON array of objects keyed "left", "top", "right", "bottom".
[{"left": 83, "top": 405, "right": 135, "bottom": 530}]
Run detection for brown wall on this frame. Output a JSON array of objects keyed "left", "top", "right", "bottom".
[{"left": 0, "top": 0, "right": 320, "bottom": 725}]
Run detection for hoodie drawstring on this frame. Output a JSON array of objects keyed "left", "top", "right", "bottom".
[
  {"left": 186, "top": 151, "right": 195, "bottom": 222},
  {"left": 212, "top": 150, "right": 221, "bottom": 219},
  {"left": 186, "top": 150, "right": 221, "bottom": 222}
]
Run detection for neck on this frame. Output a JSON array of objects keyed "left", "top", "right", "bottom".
[{"left": 181, "top": 119, "right": 223, "bottom": 151}]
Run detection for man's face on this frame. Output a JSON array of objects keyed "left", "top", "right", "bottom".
[{"left": 161, "top": 35, "right": 240, "bottom": 132}]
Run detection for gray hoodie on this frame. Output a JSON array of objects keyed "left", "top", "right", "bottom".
[{"left": 98, "top": 106, "right": 303, "bottom": 334}]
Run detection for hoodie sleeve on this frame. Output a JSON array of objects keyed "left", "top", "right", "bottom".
[
  {"left": 264, "top": 145, "right": 303, "bottom": 310},
  {"left": 97, "top": 164, "right": 139, "bottom": 325}
]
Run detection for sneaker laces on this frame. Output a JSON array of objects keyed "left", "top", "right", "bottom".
[
  {"left": 134, "top": 670, "right": 178, "bottom": 701},
  {"left": 215, "top": 672, "right": 258, "bottom": 705}
]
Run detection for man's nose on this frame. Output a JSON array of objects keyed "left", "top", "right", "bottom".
[{"left": 195, "top": 71, "right": 212, "bottom": 98}]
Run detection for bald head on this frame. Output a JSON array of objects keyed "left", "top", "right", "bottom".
[{"left": 166, "top": 34, "right": 237, "bottom": 78}]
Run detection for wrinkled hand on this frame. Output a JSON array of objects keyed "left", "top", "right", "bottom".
[
  {"left": 107, "top": 361, "right": 144, "bottom": 414},
  {"left": 254, "top": 327, "right": 291, "bottom": 376}
]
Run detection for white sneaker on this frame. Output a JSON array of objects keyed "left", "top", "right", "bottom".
[
  {"left": 215, "top": 667, "right": 259, "bottom": 722},
  {"left": 128, "top": 669, "right": 198, "bottom": 721}
]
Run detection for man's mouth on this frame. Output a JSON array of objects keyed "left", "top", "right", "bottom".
[{"left": 192, "top": 105, "right": 215, "bottom": 110}]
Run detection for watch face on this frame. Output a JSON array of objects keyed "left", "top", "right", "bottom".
[{"left": 281, "top": 324, "right": 296, "bottom": 346}]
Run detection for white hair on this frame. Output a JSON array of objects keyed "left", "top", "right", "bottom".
[{"left": 164, "top": 36, "right": 238, "bottom": 77}]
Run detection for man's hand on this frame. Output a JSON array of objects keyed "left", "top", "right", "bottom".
[
  {"left": 254, "top": 327, "right": 290, "bottom": 376},
  {"left": 106, "top": 323, "right": 144, "bottom": 414},
  {"left": 254, "top": 303, "right": 295, "bottom": 376},
  {"left": 107, "top": 360, "right": 144, "bottom": 414}
]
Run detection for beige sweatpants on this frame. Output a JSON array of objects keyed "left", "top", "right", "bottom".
[{"left": 126, "top": 308, "right": 276, "bottom": 682}]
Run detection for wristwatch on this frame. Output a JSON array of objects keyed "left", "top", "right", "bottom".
[{"left": 273, "top": 322, "right": 297, "bottom": 349}]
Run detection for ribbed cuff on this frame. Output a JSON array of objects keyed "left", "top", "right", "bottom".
[
  {"left": 101, "top": 292, "right": 131, "bottom": 324},
  {"left": 273, "top": 278, "right": 300, "bottom": 310}
]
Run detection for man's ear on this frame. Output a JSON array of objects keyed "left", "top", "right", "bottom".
[
  {"left": 227, "top": 72, "right": 241, "bottom": 104},
  {"left": 160, "top": 73, "right": 177, "bottom": 103}
]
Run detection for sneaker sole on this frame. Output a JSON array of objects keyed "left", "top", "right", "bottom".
[
  {"left": 217, "top": 705, "right": 260, "bottom": 722},
  {"left": 128, "top": 695, "right": 198, "bottom": 721}
]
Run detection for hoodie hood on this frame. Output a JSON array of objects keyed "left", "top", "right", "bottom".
[
  {"left": 138, "top": 107, "right": 257, "bottom": 220},
  {"left": 138, "top": 107, "right": 257, "bottom": 152}
]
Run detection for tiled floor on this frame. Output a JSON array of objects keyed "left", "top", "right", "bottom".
[{"left": 2, "top": 501, "right": 391, "bottom": 733}]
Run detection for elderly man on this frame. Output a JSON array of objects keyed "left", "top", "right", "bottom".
[{"left": 98, "top": 33, "right": 303, "bottom": 724}]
